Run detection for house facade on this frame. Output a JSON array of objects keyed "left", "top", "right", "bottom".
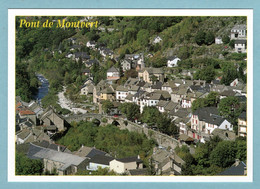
[
  {"left": 109, "top": 156, "right": 143, "bottom": 174},
  {"left": 167, "top": 56, "right": 181, "bottom": 68},
  {"left": 230, "top": 24, "right": 247, "bottom": 40},
  {"left": 107, "top": 66, "right": 120, "bottom": 81},
  {"left": 235, "top": 40, "right": 247, "bottom": 53},
  {"left": 238, "top": 112, "right": 247, "bottom": 137}
]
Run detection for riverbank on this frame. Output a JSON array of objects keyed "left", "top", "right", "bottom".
[{"left": 57, "top": 86, "right": 87, "bottom": 114}]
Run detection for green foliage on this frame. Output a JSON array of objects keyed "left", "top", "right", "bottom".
[
  {"left": 209, "top": 141, "right": 237, "bottom": 168},
  {"left": 141, "top": 107, "right": 179, "bottom": 136},
  {"left": 220, "top": 63, "right": 238, "bottom": 85},
  {"left": 76, "top": 167, "right": 117, "bottom": 175},
  {"left": 58, "top": 121, "right": 156, "bottom": 167},
  {"left": 102, "top": 100, "right": 114, "bottom": 114},
  {"left": 137, "top": 29, "right": 149, "bottom": 47},
  {"left": 227, "top": 53, "right": 247, "bottom": 61},
  {"left": 180, "top": 135, "right": 246, "bottom": 175},
  {"left": 178, "top": 46, "right": 190, "bottom": 59},
  {"left": 229, "top": 39, "right": 235, "bottom": 48},
  {"left": 119, "top": 102, "right": 140, "bottom": 121},
  {"left": 222, "top": 35, "right": 230, "bottom": 44},
  {"left": 205, "top": 32, "right": 215, "bottom": 45},
  {"left": 193, "top": 66, "right": 216, "bottom": 83},
  {"left": 16, "top": 61, "right": 39, "bottom": 102},
  {"left": 218, "top": 96, "right": 245, "bottom": 129},
  {"left": 195, "top": 31, "right": 206, "bottom": 45},
  {"left": 101, "top": 118, "right": 108, "bottom": 123},
  {"left": 141, "top": 106, "right": 161, "bottom": 127},
  {"left": 16, "top": 153, "right": 43, "bottom": 175}
]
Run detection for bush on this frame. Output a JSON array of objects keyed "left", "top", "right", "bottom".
[{"left": 101, "top": 118, "right": 108, "bottom": 123}]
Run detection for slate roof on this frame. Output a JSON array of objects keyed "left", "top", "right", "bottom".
[
  {"left": 218, "top": 161, "right": 246, "bottom": 175},
  {"left": 89, "top": 154, "right": 114, "bottom": 165},
  {"left": 74, "top": 52, "right": 90, "bottom": 59},
  {"left": 157, "top": 100, "right": 169, "bottom": 107},
  {"left": 74, "top": 146, "right": 107, "bottom": 158},
  {"left": 85, "top": 59, "right": 99, "bottom": 66},
  {"left": 27, "top": 143, "right": 86, "bottom": 171},
  {"left": 125, "top": 94, "right": 134, "bottom": 101},
  {"left": 115, "top": 156, "right": 143, "bottom": 163},
  {"left": 128, "top": 168, "right": 148, "bottom": 175},
  {"left": 151, "top": 82, "right": 163, "bottom": 89},
  {"left": 33, "top": 140, "right": 67, "bottom": 152},
  {"left": 124, "top": 78, "right": 139, "bottom": 86},
  {"left": 179, "top": 134, "right": 194, "bottom": 142},
  {"left": 129, "top": 85, "right": 140, "bottom": 91},
  {"left": 231, "top": 24, "right": 247, "bottom": 31},
  {"left": 167, "top": 56, "right": 178, "bottom": 61},
  {"left": 239, "top": 111, "right": 247, "bottom": 120},
  {"left": 146, "top": 68, "right": 164, "bottom": 74},
  {"left": 235, "top": 39, "right": 247, "bottom": 44},
  {"left": 194, "top": 107, "right": 227, "bottom": 126},
  {"left": 165, "top": 101, "right": 178, "bottom": 112},
  {"left": 149, "top": 93, "right": 162, "bottom": 100},
  {"left": 107, "top": 66, "right": 119, "bottom": 73},
  {"left": 16, "top": 129, "right": 31, "bottom": 140},
  {"left": 220, "top": 90, "right": 236, "bottom": 97},
  {"left": 211, "top": 129, "right": 236, "bottom": 141},
  {"left": 116, "top": 86, "right": 128, "bottom": 92}
]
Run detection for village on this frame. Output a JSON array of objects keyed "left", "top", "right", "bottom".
[{"left": 15, "top": 17, "right": 247, "bottom": 176}]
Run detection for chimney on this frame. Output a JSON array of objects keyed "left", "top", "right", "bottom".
[
  {"left": 235, "top": 159, "right": 240, "bottom": 166},
  {"left": 137, "top": 155, "right": 140, "bottom": 159},
  {"left": 57, "top": 145, "right": 60, "bottom": 152},
  {"left": 244, "top": 166, "right": 247, "bottom": 175}
]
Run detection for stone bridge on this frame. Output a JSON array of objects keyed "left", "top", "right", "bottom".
[{"left": 65, "top": 113, "right": 180, "bottom": 149}]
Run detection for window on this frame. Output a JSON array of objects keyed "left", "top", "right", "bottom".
[{"left": 225, "top": 125, "right": 228, "bottom": 129}]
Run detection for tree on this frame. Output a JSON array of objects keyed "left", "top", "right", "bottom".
[
  {"left": 102, "top": 100, "right": 114, "bottom": 114},
  {"left": 195, "top": 31, "right": 206, "bottom": 45},
  {"left": 205, "top": 32, "right": 215, "bottom": 45},
  {"left": 16, "top": 153, "right": 43, "bottom": 175},
  {"left": 218, "top": 96, "right": 240, "bottom": 119},
  {"left": 209, "top": 141, "right": 237, "bottom": 168},
  {"left": 119, "top": 103, "right": 140, "bottom": 121},
  {"left": 229, "top": 39, "right": 235, "bottom": 48},
  {"left": 222, "top": 35, "right": 230, "bottom": 44},
  {"left": 193, "top": 66, "right": 216, "bottom": 83},
  {"left": 178, "top": 46, "right": 190, "bottom": 59},
  {"left": 141, "top": 106, "right": 161, "bottom": 127},
  {"left": 137, "top": 29, "right": 149, "bottom": 46}
]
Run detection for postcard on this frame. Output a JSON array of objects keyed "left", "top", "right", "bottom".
[{"left": 8, "top": 9, "right": 253, "bottom": 182}]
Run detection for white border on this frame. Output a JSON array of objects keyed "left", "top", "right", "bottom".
[{"left": 8, "top": 9, "right": 253, "bottom": 182}]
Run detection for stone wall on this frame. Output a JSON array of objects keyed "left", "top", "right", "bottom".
[{"left": 65, "top": 114, "right": 180, "bottom": 149}]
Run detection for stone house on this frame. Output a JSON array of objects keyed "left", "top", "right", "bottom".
[
  {"left": 230, "top": 24, "right": 247, "bottom": 40},
  {"left": 191, "top": 107, "right": 233, "bottom": 139},
  {"left": 234, "top": 40, "right": 247, "bottom": 53},
  {"left": 215, "top": 37, "right": 223, "bottom": 44},
  {"left": 39, "top": 107, "right": 66, "bottom": 132},
  {"left": 238, "top": 111, "right": 247, "bottom": 137},
  {"left": 109, "top": 156, "right": 143, "bottom": 174},
  {"left": 107, "top": 66, "right": 120, "bottom": 81},
  {"left": 27, "top": 143, "right": 88, "bottom": 175},
  {"left": 121, "top": 59, "right": 132, "bottom": 72},
  {"left": 167, "top": 56, "right": 181, "bottom": 68},
  {"left": 138, "top": 68, "right": 164, "bottom": 83}
]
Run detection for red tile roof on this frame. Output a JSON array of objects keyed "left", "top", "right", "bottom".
[{"left": 19, "top": 109, "right": 35, "bottom": 116}]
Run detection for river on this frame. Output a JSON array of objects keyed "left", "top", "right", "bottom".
[{"left": 34, "top": 74, "right": 49, "bottom": 101}]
